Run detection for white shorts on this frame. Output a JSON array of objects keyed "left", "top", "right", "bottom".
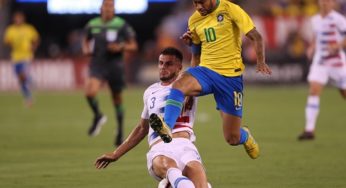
[
  {"left": 146, "top": 138, "right": 202, "bottom": 181},
  {"left": 307, "top": 63, "right": 346, "bottom": 89}
]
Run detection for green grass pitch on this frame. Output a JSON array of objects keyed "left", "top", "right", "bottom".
[{"left": 1, "top": 86, "right": 345, "bottom": 188}]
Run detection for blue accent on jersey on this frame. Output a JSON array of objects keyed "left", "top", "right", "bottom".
[
  {"left": 174, "top": 177, "right": 189, "bottom": 188},
  {"left": 164, "top": 88, "right": 184, "bottom": 129},
  {"left": 187, "top": 66, "right": 244, "bottom": 117},
  {"left": 239, "top": 127, "right": 249, "bottom": 144}
]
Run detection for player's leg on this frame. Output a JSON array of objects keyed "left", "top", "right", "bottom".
[
  {"left": 85, "top": 77, "right": 107, "bottom": 136},
  {"left": 152, "top": 156, "right": 195, "bottom": 188},
  {"left": 149, "top": 67, "right": 207, "bottom": 143},
  {"left": 164, "top": 72, "right": 202, "bottom": 128},
  {"left": 299, "top": 63, "right": 328, "bottom": 140},
  {"left": 221, "top": 112, "right": 259, "bottom": 159},
  {"left": 14, "top": 63, "right": 32, "bottom": 106},
  {"left": 110, "top": 91, "right": 124, "bottom": 146},
  {"left": 298, "top": 81, "right": 323, "bottom": 140},
  {"left": 214, "top": 75, "right": 259, "bottom": 159},
  {"left": 182, "top": 161, "right": 208, "bottom": 188},
  {"left": 108, "top": 63, "right": 126, "bottom": 146}
]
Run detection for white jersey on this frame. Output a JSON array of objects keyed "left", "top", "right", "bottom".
[
  {"left": 311, "top": 10, "right": 346, "bottom": 66},
  {"left": 141, "top": 82, "right": 197, "bottom": 146}
]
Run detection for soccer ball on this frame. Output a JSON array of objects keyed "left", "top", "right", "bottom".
[{"left": 158, "top": 178, "right": 172, "bottom": 188}]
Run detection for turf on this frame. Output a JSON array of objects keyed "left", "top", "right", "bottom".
[{"left": 0, "top": 86, "right": 345, "bottom": 188}]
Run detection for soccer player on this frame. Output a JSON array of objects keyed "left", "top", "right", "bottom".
[
  {"left": 149, "top": 0, "right": 272, "bottom": 159},
  {"left": 82, "top": 0, "right": 138, "bottom": 146},
  {"left": 3, "top": 11, "right": 39, "bottom": 107},
  {"left": 298, "top": 0, "right": 346, "bottom": 140},
  {"left": 95, "top": 47, "right": 211, "bottom": 188}
]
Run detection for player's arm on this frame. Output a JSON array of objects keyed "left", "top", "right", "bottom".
[
  {"left": 82, "top": 23, "right": 93, "bottom": 55},
  {"left": 95, "top": 118, "right": 149, "bottom": 169},
  {"left": 31, "top": 26, "right": 40, "bottom": 52},
  {"left": 246, "top": 28, "right": 272, "bottom": 75},
  {"left": 306, "top": 35, "right": 316, "bottom": 61},
  {"left": 179, "top": 30, "right": 201, "bottom": 67}
]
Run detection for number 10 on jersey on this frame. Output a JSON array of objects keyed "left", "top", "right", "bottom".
[{"left": 204, "top": 27, "right": 216, "bottom": 42}]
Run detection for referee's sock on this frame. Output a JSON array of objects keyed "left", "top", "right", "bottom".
[
  {"left": 164, "top": 88, "right": 184, "bottom": 129},
  {"left": 86, "top": 96, "right": 102, "bottom": 117}
]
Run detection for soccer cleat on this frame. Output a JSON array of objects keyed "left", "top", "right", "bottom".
[
  {"left": 88, "top": 115, "right": 107, "bottom": 137},
  {"left": 298, "top": 131, "right": 315, "bottom": 141},
  {"left": 243, "top": 126, "right": 260, "bottom": 159},
  {"left": 149, "top": 113, "right": 172, "bottom": 143}
]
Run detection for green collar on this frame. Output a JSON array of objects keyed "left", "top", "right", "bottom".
[{"left": 216, "top": 0, "right": 220, "bottom": 7}]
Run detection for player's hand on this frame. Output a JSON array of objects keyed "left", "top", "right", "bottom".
[
  {"left": 95, "top": 153, "right": 117, "bottom": 169},
  {"left": 182, "top": 96, "right": 194, "bottom": 112},
  {"left": 108, "top": 42, "right": 125, "bottom": 53},
  {"left": 180, "top": 30, "right": 193, "bottom": 46},
  {"left": 256, "top": 62, "right": 272, "bottom": 75}
]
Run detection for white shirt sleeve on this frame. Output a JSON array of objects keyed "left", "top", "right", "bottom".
[{"left": 141, "top": 89, "right": 149, "bottom": 120}]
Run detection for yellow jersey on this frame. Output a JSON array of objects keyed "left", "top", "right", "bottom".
[
  {"left": 188, "top": 0, "right": 255, "bottom": 76},
  {"left": 4, "top": 24, "right": 39, "bottom": 63}
]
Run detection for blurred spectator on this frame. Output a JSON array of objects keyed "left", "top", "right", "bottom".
[{"left": 66, "top": 30, "right": 83, "bottom": 57}]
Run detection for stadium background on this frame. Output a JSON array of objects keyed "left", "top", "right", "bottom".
[{"left": 1, "top": 0, "right": 346, "bottom": 187}]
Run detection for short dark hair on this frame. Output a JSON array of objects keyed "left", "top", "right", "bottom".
[{"left": 160, "top": 47, "right": 183, "bottom": 62}]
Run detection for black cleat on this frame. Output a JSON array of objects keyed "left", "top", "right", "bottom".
[
  {"left": 298, "top": 131, "right": 315, "bottom": 141},
  {"left": 149, "top": 113, "right": 172, "bottom": 143},
  {"left": 88, "top": 115, "right": 107, "bottom": 137}
]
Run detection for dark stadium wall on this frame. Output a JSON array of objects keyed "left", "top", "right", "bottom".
[{"left": 9, "top": 1, "right": 176, "bottom": 58}]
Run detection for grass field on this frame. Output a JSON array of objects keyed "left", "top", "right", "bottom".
[{"left": 1, "top": 86, "right": 346, "bottom": 188}]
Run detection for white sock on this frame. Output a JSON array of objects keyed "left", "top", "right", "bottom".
[
  {"left": 166, "top": 168, "right": 195, "bottom": 188},
  {"left": 305, "top": 96, "right": 320, "bottom": 132},
  {"left": 208, "top": 182, "right": 212, "bottom": 188}
]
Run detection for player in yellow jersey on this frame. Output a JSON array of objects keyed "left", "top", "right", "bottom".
[
  {"left": 149, "top": 0, "right": 271, "bottom": 159},
  {"left": 4, "top": 11, "right": 39, "bottom": 107}
]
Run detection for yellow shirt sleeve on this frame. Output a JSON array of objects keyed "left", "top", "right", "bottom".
[
  {"left": 188, "top": 16, "right": 201, "bottom": 45},
  {"left": 228, "top": 4, "right": 255, "bottom": 34}
]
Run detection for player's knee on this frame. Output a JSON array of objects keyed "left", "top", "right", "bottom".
[{"left": 152, "top": 156, "right": 177, "bottom": 178}]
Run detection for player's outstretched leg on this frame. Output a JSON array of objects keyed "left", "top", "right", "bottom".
[
  {"left": 149, "top": 113, "right": 172, "bottom": 143},
  {"left": 242, "top": 127, "right": 260, "bottom": 159}
]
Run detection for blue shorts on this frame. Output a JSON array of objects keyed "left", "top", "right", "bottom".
[
  {"left": 186, "top": 66, "right": 243, "bottom": 117},
  {"left": 13, "top": 62, "right": 30, "bottom": 77}
]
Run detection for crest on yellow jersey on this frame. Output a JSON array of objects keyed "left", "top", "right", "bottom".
[{"left": 217, "top": 14, "right": 224, "bottom": 22}]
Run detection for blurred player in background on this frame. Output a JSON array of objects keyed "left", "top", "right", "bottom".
[
  {"left": 3, "top": 11, "right": 39, "bottom": 107},
  {"left": 149, "top": 0, "right": 271, "bottom": 159},
  {"left": 298, "top": 0, "right": 346, "bottom": 140},
  {"left": 95, "top": 47, "right": 211, "bottom": 188},
  {"left": 82, "top": 0, "right": 138, "bottom": 146}
]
